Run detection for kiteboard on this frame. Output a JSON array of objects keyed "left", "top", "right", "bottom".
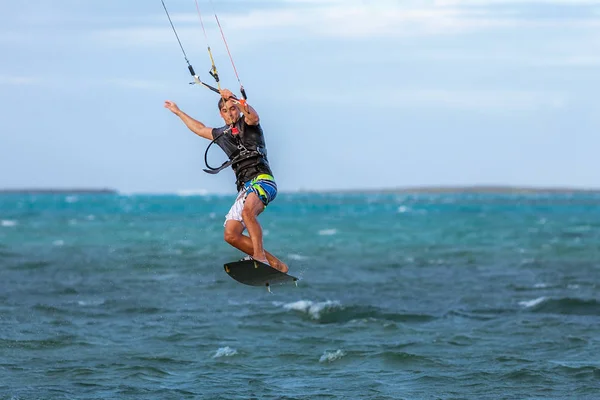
[{"left": 224, "top": 259, "right": 298, "bottom": 292}]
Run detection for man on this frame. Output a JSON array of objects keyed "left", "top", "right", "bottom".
[{"left": 164, "top": 89, "right": 288, "bottom": 273}]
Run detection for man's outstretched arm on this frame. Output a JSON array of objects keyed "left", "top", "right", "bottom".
[{"left": 164, "top": 100, "right": 214, "bottom": 140}]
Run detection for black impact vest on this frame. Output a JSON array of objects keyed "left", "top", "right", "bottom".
[{"left": 211, "top": 118, "right": 273, "bottom": 191}]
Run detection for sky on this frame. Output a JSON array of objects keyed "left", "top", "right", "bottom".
[{"left": 1, "top": 0, "right": 599, "bottom": 194}]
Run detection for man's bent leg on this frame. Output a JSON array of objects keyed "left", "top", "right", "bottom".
[
  {"left": 223, "top": 220, "right": 289, "bottom": 273},
  {"left": 241, "top": 192, "right": 267, "bottom": 262}
]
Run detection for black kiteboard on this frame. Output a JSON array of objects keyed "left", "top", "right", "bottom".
[{"left": 224, "top": 259, "right": 298, "bottom": 290}]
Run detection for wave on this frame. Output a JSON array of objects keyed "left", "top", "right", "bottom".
[
  {"left": 377, "top": 350, "right": 444, "bottom": 367},
  {"left": 280, "top": 300, "right": 436, "bottom": 324},
  {"left": 319, "top": 349, "right": 345, "bottom": 363},
  {"left": 0, "top": 335, "right": 85, "bottom": 350},
  {"left": 212, "top": 346, "right": 238, "bottom": 359},
  {"left": 519, "top": 297, "right": 547, "bottom": 308},
  {"left": 133, "top": 355, "right": 195, "bottom": 366},
  {"left": 8, "top": 260, "right": 53, "bottom": 270},
  {"left": 176, "top": 189, "right": 209, "bottom": 197},
  {"left": 550, "top": 362, "right": 600, "bottom": 379},
  {"left": 500, "top": 368, "right": 548, "bottom": 383},
  {"left": 522, "top": 297, "right": 600, "bottom": 316},
  {"left": 449, "top": 307, "right": 515, "bottom": 321},
  {"left": 0, "top": 252, "right": 20, "bottom": 260},
  {"left": 510, "top": 282, "right": 557, "bottom": 291},
  {"left": 121, "top": 364, "right": 172, "bottom": 379},
  {"left": 318, "top": 229, "right": 337, "bottom": 236}
]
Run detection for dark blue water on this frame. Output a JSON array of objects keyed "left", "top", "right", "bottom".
[{"left": 1, "top": 192, "right": 599, "bottom": 399}]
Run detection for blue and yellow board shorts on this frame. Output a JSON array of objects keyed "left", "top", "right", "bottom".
[
  {"left": 244, "top": 174, "right": 277, "bottom": 207},
  {"left": 224, "top": 174, "right": 277, "bottom": 227}
]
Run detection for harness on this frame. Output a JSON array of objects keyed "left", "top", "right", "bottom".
[{"left": 202, "top": 125, "right": 265, "bottom": 179}]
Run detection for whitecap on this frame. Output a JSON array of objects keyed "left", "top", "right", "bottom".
[
  {"left": 572, "top": 225, "right": 591, "bottom": 233},
  {"left": 1, "top": 220, "right": 17, "bottom": 227},
  {"left": 212, "top": 346, "right": 238, "bottom": 358},
  {"left": 567, "top": 284, "right": 580, "bottom": 290},
  {"left": 283, "top": 300, "right": 341, "bottom": 320},
  {"left": 397, "top": 206, "right": 409, "bottom": 213},
  {"left": 288, "top": 253, "right": 308, "bottom": 261},
  {"left": 77, "top": 299, "right": 105, "bottom": 306},
  {"left": 65, "top": 196, "right": 78, "bottom": 203},
  {"left": 519, "top": 297, "right": 546, "bottom": 308},
  {"left": 534, "top": 283, "right": 547, "bottom": 289},
  {"left": 319, "top": 350, "right": 346, "bottom": 363},
  {"left": 53, "top": 240, "right": 65, "bottom": 247},
  {"left": 177, "top": 189, "right": 208, "bottom": 197},
  {"left": 318, "top": 229, "right": 337, "bottom": 236}
]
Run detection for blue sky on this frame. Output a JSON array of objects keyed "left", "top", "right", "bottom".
[{"left": 1, "top": 0, "right": 599, "bottom": 193}]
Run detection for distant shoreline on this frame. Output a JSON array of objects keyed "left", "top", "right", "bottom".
[
  {"left": 0, "top": 188, "right": 118, "bottom": 194},
  {"left": 323, "top": 185, "right": 600, "bottom": 194},
  {"left": 1, "top": 186, "right": 599, "bottom": 195}
]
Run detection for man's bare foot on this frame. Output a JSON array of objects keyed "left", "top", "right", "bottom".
[
  {"left": 272, "top": 261, "right": 289, "bottom": 274},
  {"left": 239, "top": 252, "right": 289, "bottom": 273}
]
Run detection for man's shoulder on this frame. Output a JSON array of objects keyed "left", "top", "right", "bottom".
[
  {"left": 213, "top": 124, "right": 229, "bottom": 133},
  {"left": 242, "top": 119, "right": 263, "bottom": 132},
  {"left": 212, "top": 124, "right": 231, "bottom": 140}
]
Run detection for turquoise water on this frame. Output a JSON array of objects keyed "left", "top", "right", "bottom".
[{"left": 1, "top": 192, "right": 599, "bottom": 399}]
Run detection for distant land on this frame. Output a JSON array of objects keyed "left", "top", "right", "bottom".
[
  {"left": 336, "top": 185, "right": 600, "bottom": 194},
  {"left": 1, "top": 186, "right": 599, "bottom": 195},
  {"left": 0, "top": 188, "right": 118, "bottom": 194}
]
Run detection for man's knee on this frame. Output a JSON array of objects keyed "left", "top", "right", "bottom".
[
  {"left": 224, "top": 230, "right": 236, "bottom": 245},
  {"left": 224, "top": 226, "right": 242, "bottom": 245}
]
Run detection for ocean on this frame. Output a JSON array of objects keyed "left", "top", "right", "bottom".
[{"left": 0, "top": 191, "right": 599, "bottom": 399}]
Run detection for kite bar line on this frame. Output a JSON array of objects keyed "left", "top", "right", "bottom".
[
  {"left": 209, "top": 0, "right": 247, "bottom": 100},
  {"left": 194, "top": 0, "right": 221, "bottom": 90},
  {"left": 161, "top": 0, "right": 219, "bottom": 94}
]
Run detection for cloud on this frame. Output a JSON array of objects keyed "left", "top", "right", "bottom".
[
  {"left": 292, "top": 87, "right": 569, "bottom": 112},
  {"left": 89, "top": 0, "right": 600, "bottom": 49},
  {"left": 0, "top": 74, "right": 173, "bottom": 91},
  {"left": 437, "top": 0, "right": 599, "bottom": 5},
  {"left": 0, "top": 75, "right": 38, "bottom": 85}
]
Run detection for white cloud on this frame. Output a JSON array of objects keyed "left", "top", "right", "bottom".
[
  {"left": 292, "top": 87, "right": 569, "bottom": 112},
  {"left": 0, "top": 75, "right": 37, "bottom": 85},
  {"left": 90, "top": 1, "right": 600, "bottom": 48},
  {"left": 437, "top": 0, "right": 599, "bottom": 4}
]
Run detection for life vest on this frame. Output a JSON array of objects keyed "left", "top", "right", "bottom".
[{"left": 203, "top": 124, "right": 271, "bottom": 189}]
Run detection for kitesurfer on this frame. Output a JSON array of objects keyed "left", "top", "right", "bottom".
[{"left": 164, "top": 89, "right": 288, "bottom": 273}]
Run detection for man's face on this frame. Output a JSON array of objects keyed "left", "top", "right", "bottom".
[{"left": 220, "top": 100, "right": 240, "bottom": 125}]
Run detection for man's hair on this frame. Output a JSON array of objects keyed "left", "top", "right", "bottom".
[{"left": 218, "top": 97, "right": 226, "bottom": 111}]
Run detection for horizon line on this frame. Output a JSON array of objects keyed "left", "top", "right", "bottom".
[{"left": 1, "top": 185, "right": 600, "bottom": 195}]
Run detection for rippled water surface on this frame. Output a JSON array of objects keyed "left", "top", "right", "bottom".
[{"left": 1, "top": 192, "right": 599, "bottom": 399}]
